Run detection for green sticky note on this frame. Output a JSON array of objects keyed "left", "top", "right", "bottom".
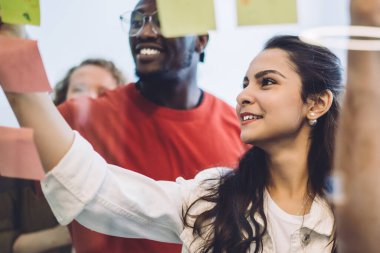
[
  {"left": 237, "top": 0, "right": 297, "bottom": 26},
  {"left": 0, "top": 0, "right": 40, "bottom": 26},
  {"left": 156, "top": 0, "right": 216, "bottom": 38}
]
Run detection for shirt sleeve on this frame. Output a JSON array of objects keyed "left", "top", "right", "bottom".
[
  {"left": 0, "top": 231, "right": 19, "bottom": 253},
  {"left": 41, "top": 132, "right": 209, "bottom": 244},
  {"left": 0, "top": 181, "right": 19, "bottom": 253},
  {"left": 0, "top": 198, "right": 20, "bottom": 253}
]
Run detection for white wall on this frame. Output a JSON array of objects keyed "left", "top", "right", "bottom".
[{"left": 0, "top": 0, "right": 349, "bottom": 127}]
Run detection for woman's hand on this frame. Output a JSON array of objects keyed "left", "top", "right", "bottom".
[
  {"left": 0, "top": 17, "right": 28, "bottom": 38},
  {"left": 0, "top": 14, "right": 74, "bottom": 172},
  {"left": 350, "top": 0, "right": 380, "bottom": 26}
]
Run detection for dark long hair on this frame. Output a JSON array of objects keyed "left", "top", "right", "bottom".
[
  {"left": 184, "top": 35, "right": 343, "bottom": 253},
  {"left": 52, "top": 58, "right": 126, "bottom": 106}
]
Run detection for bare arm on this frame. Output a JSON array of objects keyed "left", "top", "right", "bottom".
[
  {"left": 5, "top": 92, "right": 74, "bottom": 172},
  {"left": 0, "top": 22, "right": 73, "bottom": 252},
  {"left": 0, "top": 21, "right": 74, "bottom": 172},
  {"left": 335, "top": 0, "right": 380, "bottom": 252},
  {"left": 13, "top": 225, "right": 71, "bottom": 253}
]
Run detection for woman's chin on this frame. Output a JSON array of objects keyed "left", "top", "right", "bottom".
[{"left": 241, "top": 135, "right": 257, "bottom": 146}]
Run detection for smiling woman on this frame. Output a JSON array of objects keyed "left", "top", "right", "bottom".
[
  {"left": 1, "top": 33, "right": 344, "bottom": 253},
  {"left": 186, "top": 35, "right": 342, "bottom": 253}
]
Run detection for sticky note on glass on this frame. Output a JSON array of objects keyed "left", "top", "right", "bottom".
[
  {"left": 0, "top": 0, "right": 40, "bottom": 26},
  {"left": 156, "top": 0, "right": 216, "bottom": 38},
  {"left": 237, "top": 0, "right": 297, "bottom": 26},
  {"left": 0, "top": 126, "right": 45, "bottom": 180},
  {"left": 0, "top": 35, "right": 51, "bottom": 92}
]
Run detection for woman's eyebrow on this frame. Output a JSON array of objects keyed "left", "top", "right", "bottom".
[{"left": 254, "top": 70, "right": 286, "bottom": 79}]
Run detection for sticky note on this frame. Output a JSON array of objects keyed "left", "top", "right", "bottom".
[
  {"left": 236, "top": 0, "right": 297, "bottom": 26},
  {"left": 0, "top": 0, "right": 40, "bottom": 26},
  {"left": 156, "top": 0, "right": 216, "bottom": 38},
  {"left": 0, "top": 35, "right": 51, "bottom": 92},
  {"left": 0, "top": 126, "right": 45, "bottom": 180}
]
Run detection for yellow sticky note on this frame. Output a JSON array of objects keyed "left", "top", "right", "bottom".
[
  {"left": 237, "top": 0, "right": 297, "bottom": 26},
  {"left": 0, "top": 0, "right": 40, "bottom": 26},
  {"left": 156, "top": 0, "right": 216, "bottom": 38}
]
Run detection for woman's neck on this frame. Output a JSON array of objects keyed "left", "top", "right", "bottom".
[
  {"left": 267, "top": 149, "right": 309, "bottom": 197},
  {"left": 265, "top": 132, "right": 314, "bottom": 215}
]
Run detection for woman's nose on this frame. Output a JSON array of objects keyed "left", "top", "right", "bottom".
[{"left": 236, "top": 89, "right": 254, "bottom": 106}]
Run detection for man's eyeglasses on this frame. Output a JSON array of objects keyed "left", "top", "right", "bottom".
[{"left": 119, "top": 10, "right": 161, "bottom": 37}]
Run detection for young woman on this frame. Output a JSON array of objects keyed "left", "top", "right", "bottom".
[
  {"left": 2, "top": 35, "right": 342, "bottom": 253},
  {"left": 53, "top": 58, "right": 126, "bottom": 106}
]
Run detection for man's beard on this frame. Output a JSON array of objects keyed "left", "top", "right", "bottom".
[{"left": 135, "top": 68, "right": 171, "bottom": 82}]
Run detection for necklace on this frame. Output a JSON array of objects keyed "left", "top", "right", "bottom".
[
  {"left": 265, "top": 189, "right": 315, "bottom": 251},
  {"left": 297, "top": 192, "right": 312, "bottom": 216},
  {"left": 298, "top": 192, "right": 315, "bottom": 249}
]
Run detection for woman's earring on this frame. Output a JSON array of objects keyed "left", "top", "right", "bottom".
[
  {"left": 308, "top": 113, "right": 317, "bottom": 126},
  {"left": 309, "top": 119, "right": 317, "bottom": 126}
]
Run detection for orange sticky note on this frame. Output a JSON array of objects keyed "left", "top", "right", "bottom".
[
  {"left": 0, "top": 35, "right": 51, "bottom": 92},
  {"left": 0, "top": 126, "right": 45, "bottom": 180}
]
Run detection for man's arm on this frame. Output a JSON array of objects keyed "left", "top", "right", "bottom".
[{"left": 335, "top": 0, "right": 380, "bottom": 252}]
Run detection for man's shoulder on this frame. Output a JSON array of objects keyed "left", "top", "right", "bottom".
[
  {"left": 58, "top": 84, "right": 134, "bottom": 112},
  {"left": 204, "top": 91, "right": 233, "bottom": 106},
  {"left": 57, "top": 84, "right": 136, "bottom": 127},
  {"left": 203, "top": 91, "right": 236, "bottom": 116}
]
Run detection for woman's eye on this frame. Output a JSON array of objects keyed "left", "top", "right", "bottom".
[
  {"left": 242, "top": 78, "right": 249, "bottom": 88},
  {"left": 261, "top": 77, "right": 276, "bottom": 86},
  {"left": 71, "top": 86, "right": 86, "bottom": 94}
]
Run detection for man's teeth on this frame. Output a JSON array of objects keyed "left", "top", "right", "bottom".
[
  {"left": 140, "top": 48, "right": 160, "bottom": 55},
  {"left": 242, "top": 115, "right": 262, "bottom": 121}
]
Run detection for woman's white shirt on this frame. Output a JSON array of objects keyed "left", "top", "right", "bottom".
[
  {"left": 267, "top": 191, "right": 313, "bottom": 253},
  {"left": 41, "top": 132, "right": 335, "bottom": 253}
]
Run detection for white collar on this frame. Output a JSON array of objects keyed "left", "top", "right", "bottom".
[{"left": 253, "top": 191, "right": 334, "bottom": 237}]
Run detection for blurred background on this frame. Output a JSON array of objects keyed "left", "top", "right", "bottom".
[{"left": 0, "top": 0, "right": 349, "bottom": 126}]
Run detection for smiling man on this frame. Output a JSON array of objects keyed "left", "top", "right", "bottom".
[
  {"left": 57, "top": 0, "right": 246, "bottom": 253},
  {"left": 126, "top": 0, "right": 207, "bottom": 109}
]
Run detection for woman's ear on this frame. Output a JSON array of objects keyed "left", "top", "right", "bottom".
[{"left": 306, "top": 89, "right": 334, "bottom": 122}]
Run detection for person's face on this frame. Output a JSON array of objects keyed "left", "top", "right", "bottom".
[
  {"left": 128, "top": 0, "right": 198, "bottom": 77},
  {"left": 66, "top": 65, "right": 118, "bottom": 100},
  {"left": 236, "top": 48, "right": 310, "bottom": 147}
]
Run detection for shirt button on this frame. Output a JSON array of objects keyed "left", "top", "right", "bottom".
[{"left": 302, "top": 233, "right": 311, "bottom": 246}]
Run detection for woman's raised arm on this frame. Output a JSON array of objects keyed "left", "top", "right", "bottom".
[
  {"left": 0, "top": 22, "right": 74, "bottom": 172},
  {"left": 335, "top": 0, "right": 380, "bottom": 252}
]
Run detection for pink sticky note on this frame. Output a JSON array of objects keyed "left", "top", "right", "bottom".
[
  {"left": 0, "top": 126, "right": 45, "bottom": 180},
  {"left": 0, "top": 35, "right": 51, "bottom": 92}
]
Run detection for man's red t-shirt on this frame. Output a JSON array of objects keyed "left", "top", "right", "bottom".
[{"left": 58, "top": 84, "right": 246, "bottom": 253}]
